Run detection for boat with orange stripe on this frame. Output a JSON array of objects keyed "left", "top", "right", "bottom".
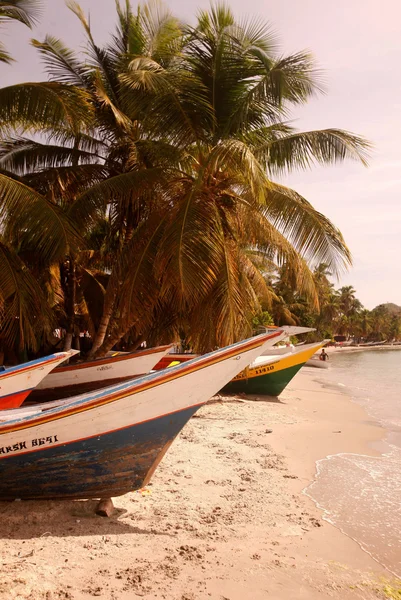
[
  {"left": 29, "top": 344, "right": 173, "bottom": 402},
  {"left": 0, "top": 330, "right": 283, "bottom": 500},
  {"left": 0, "top": 351, "right": 78, "bottom": 410}
]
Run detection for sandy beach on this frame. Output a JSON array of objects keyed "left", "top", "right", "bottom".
[{"left": 0, "top": 370, "right": 399, "bottom": 600}]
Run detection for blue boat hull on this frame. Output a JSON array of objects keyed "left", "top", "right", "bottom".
[{"left": 0, "top": 405, "right": 198, "bottom": 500}]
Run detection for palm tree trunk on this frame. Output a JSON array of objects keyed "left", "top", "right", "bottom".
[
  {"left": 87, "top": 288, "right": 118, "bottom": 358},
  {"left": 93, "top": 330, "right": 124, "bottom": 358},
  {"left": 63, "top": 257, "right": 76, "bottom": 352}
]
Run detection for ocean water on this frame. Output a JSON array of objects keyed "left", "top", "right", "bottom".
[{"left": 305, "top": 350, "right": 401, "bottom": 578}]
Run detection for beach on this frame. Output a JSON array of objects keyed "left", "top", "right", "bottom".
[{"left": 0, "top": 369, "right": 398, "bottom": 600}]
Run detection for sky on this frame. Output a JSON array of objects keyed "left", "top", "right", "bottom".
[{"left": 2, "top": 0, "right": 401, "bottom": 308}]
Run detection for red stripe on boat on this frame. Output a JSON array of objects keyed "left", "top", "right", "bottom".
[{"left": 0, "top": 390, "right": 32, "bottom": 409}]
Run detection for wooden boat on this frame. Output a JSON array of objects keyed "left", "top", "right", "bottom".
[
  {"left": 0, "top": 330, "right": 283, "bottom": 500},
  {"left": 29, "top": 344, "right": 173, "bottom": 402},
  {"left": 154, "top": 327, "right": 314, "bottom": 369},
  {"left": 222, "top": 341, "right": 327, "bottom": 396},
  {"left": 0, "top": 351, "right": 79, "bottom": 410}
]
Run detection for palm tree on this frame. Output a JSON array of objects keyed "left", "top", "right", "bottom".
[
  {"left": 0, "top": 0, "right": 41, "bottom": 64},
  {"left": 0, "top": 1, "right": 371, "bottom": 356},
  {"left": 338, "top": 285, "right": 357, "bottom": 316}
]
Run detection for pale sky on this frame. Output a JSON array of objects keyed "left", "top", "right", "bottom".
[{"left": 3, "top": 0, "right": 401, "bottom": 308}]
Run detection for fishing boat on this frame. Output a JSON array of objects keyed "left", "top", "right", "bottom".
[
  {"left": 29, "top": 344, "right": 173, "bottom": 402},
  {"left": 154, "top": 326, "right": 315, "bottom": 369},
  {"left": 222, "top": 341, "right": 327, "bottom": 396},
  {"left": 0, "top": 330, "right": 283, "bottom": 500},
  {"left": 0, "top": 351, "right": 79, "bottom": 410}
]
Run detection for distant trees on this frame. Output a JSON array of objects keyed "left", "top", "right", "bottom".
[{"left": 264, "top": 264, "right": 401, "bottom": 342}]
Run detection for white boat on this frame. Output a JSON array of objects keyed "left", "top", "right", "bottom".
[
  {"left": 305, "top": 356, "right": 329, "bottom": 369},
  {"left": 0, "top": 350, "right": 79, "bottom": 410},
  {"left": 0, "top": 330, "right": 283, "bottom": 500},
  {"left": 31, "top": 344, "right": 173, "bottom": 401},
  {"left": 260, "top": 326, "right": 316, "bottom": 356}
]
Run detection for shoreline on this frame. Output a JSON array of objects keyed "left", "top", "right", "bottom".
[
  {"left": 0, "top": 371, "right": 399, "bottom": 599},
  {"left": 276, "top": 370, "right": 397, "bottom": 575},
  {"left": 321, "top": 344, "right": 401, "bottom": 354}
]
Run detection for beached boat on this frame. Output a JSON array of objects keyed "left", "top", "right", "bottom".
[
  {"left": 0, "top": 351, "right": 79, "bottom": 410},
  {"left": 154, "top": 327, "right": 315, "bottom": 369},
  {"left": 305, "top": 356, "right": 329, "bottom": 369},
  {"left": 29, "top": 344, "right": 173, "bottom": 402},
  {"left": 0, "top": 330, "right": 282, "bottom": 500},
  {"left": 260, "top": 326, "right": 315, "bottom": 356},
  {"left": 222, "top": 341, "right": 327, "bottom": 396}
]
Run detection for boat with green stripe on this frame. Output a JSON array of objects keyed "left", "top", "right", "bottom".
[{"left": 222, "top": 341, "right": 326, "bottom": 396}]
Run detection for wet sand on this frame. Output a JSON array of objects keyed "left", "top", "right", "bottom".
[{"left": 0, "top": 370, "right": 399, "bottom": 599}]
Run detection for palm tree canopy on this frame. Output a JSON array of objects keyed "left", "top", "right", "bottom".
[
  {"left": 0, "top": 0, "right": 41, "bottom": 64},
  {"left": 0, "top": 1, "right": 373, "bottom": 355}
]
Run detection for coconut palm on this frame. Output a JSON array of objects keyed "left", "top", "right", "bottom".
[
  {"left": 0, "top": 0, "right": 41, "bottom": 64},
  {"left": 0, "top": 1, "right": 371, "bottom": 356},
  {"left": 338, "top": 285, "right": 357, "bottom": 316}
]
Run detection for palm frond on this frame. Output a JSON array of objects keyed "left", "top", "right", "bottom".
[
  {"left": 120, "top": 58, "right": 212, "bottom": 145},
  {"left": 67, "top": 0, "right": 120, "bottom": 101},
  {"left": 256, "top": 128, "right": 371, "bottom": 173},
  {"left": 158, "top": 184, "right": 223, "bottom": 306},
  {"left": 0, "top": 82, "right": 93, "bottom": 133},
  {"left": 0, "top": 239, "right": 53, "bottom": 352},
  {"left": 22, "top": 164, "right": 110, "bottom": 200},
  {"left": 70, "top": 167, "right": 168, "bottom": 228},
  {"left": 0, "top": 137, "right": 103, "bottom": 174},
  {"left": 0, "top": 173, "right": 82, "bottom": 263},
  {"left": 262, "top": 182, "right": 352, "bottom": 275},
  {"left": 0, "top": 0, "right": 41, "bottom": 27},
  {"left": 31, "top": 36, "right": 86, "bottom": 86},
  {"left": 0, "top": 41, "right": 12, "bottom": 64}
]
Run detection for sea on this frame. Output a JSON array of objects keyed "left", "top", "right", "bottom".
[{"left": 304, "top": 349, "right": 401, "bottom": 578}]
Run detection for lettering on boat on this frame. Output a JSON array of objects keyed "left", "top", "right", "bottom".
[
  {"left": 97, "top": 365, "right": 113, "bottom": 371},
  {"left": 233, "top": 364, "right": 276, "bottom": 381},
  {"left": 0, "top": 435, "right": 59, "bottom": 455}
]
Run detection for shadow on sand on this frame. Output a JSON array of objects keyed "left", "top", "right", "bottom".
[{"left": 0, "top": 497, "right": 175, "bottom": 540}]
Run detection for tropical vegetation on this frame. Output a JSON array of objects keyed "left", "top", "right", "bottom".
[
  {"left": 0, "top": 0, "right": 374, "bottom": 362},
  {"left": 264, "top": 263, "right": 401, "bottom": 343}
]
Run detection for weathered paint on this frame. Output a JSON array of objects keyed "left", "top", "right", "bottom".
[
  {"left": 0, "top": 331, "right": 284, "bottom": 499},
  {"left": 0, "top": 351, "right": 78, "bottom": 410},
  {"left": 0, "top": 405, "right": 198, "bottom": 499},
  {"left": 222, "top": 342, "right": 325, "bottom": 396}
]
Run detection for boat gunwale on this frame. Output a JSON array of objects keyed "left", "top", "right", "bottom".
[
  {"left": 0, "top": 352, "right": 74, "bottom": 380},
  {"left": 53, "top": 344, "right": 173, "bottom": 373},
  {"left": 235, "top": 341, "right": 327, "bottom": 380},
  {"left": 0, "top": 331, "right": 283, "bottom": 434}
]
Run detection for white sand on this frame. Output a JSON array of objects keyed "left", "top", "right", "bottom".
[{"left": 0, "top": 370, "right": 399, "bottom": 599}]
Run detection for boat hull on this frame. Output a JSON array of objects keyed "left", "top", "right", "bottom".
[
  {"left": 305, "top": 358, "right": 329, "bottom": 369},
  {"left": 222, "top": 342, "right": 325, "bottom": 396},
  {"left": 223, "top": 362, "right": 303, "bottom": 396},
  {"left": 0, "top": 405, "right": 197, "bottom": 499},
  {"left": 31, "top": 345, "right": 172, "bottom": 402},
  {"left": 0, "top": 332, "right": 282, "bottom": 499}
]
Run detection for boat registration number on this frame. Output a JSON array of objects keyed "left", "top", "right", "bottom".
[
  {"left": 233, "top": 364, "right": 276, "bottom": 380},
  {"left": 0, "top": 435, "right": 59, "bottom": 455}
]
